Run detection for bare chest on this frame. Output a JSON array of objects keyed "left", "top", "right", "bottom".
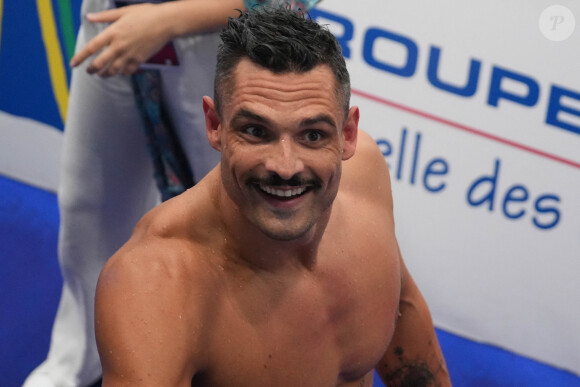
[{"left": 198, "top": 246, "right": 400, "bottom": 386}]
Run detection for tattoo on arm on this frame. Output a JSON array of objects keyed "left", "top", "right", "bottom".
[{"left": 379, "top": 346, "right": 443, "bottom": 387}]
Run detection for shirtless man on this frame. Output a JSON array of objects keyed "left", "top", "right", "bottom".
[{"left": 95, "top": 8, "right": 451, "bottom": 387}]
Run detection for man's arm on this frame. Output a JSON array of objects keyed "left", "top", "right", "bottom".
[
  {"left": 95, "top": 238, "right": 207, "bottom": 386},
  {"left": 71, "top": 0, "right": 245, "bottom": 76},
  {"left": 342, "top": 130, "right": 450, "bottom": 385},
  {"left": 375, "top": 254, "right": 451, "bottom": 386}
]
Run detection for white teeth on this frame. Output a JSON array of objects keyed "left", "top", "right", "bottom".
[{"left": 259, "top": 184, "right": 307, "bottom": 198}]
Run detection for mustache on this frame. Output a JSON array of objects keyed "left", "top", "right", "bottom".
[{"left": 247, "top": 173, "right": 321, "bottom": 188}]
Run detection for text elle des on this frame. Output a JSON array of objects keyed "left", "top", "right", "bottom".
[{"left": 377, "top": 128, "right": 561, "bottom": 231}]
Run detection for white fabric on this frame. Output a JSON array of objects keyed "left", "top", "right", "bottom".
[{"left": 23, "top": 1, "right": 220, "bottom": 385}]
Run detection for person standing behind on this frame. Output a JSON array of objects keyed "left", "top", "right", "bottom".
[
  {"left": 24, "top": 1, "right": 246, "bottom": 386},
  {"left": 95, "top": 8, "right": 451, "bottom": 386}
]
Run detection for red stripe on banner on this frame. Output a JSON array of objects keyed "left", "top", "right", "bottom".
[{"left": 352, "top": 88, "right": 580, "bottom": 171}]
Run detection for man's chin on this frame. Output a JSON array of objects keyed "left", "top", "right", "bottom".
[{"left": 258, "top": 222, "right": 313, "bottom": 242}]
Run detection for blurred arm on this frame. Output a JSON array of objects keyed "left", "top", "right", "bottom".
[{"left": 71, "top": 0, "right": 244, "bottom": 76}]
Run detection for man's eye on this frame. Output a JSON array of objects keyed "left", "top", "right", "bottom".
[
  {"left": 305, "top": 130, "right": 324, "bottom": 142},
  {"left": 243, "top": 126, "right": 265, "bottom": 138}
]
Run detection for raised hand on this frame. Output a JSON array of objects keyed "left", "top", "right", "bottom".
[{"left": 70, "top": 4, "right": 174, "bottom": 77}]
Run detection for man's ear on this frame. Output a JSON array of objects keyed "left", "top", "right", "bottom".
[
  {"left": 203, "top": 96, "right": 222, "bottom": 152},
  {"left": 341, "top": 106, "right": 359, "bottom": 160}
]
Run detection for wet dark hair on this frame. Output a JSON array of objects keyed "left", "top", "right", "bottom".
[{"left": 214, "top": 7, "right": 350, "bottom": 117}]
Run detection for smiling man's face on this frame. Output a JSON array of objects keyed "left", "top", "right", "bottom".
[{"left": 206, "top": 58, "right": 358, "bottom": 241}]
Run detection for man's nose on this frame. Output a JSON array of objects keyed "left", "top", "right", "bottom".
[{"left": 264, "top": 138, "right": 305, "bottom": 180}]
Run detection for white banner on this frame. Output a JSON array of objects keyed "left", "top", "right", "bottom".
[{"left": 312, "top": 0, "right": 580, "bottom": 375}]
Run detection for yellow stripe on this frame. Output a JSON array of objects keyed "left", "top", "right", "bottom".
[{"left": 36, "top": 0, "right": 69, "bottom": 124}]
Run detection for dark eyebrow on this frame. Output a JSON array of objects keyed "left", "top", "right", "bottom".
[
  {"left": 230, "top": 109, "right": 337, "bottom": 129},
  {"left": 300, "top": 114, "right": 337, "bottom": 129},
  {"left": 230, "top": 108, "right": 269, "bottom": 125}
]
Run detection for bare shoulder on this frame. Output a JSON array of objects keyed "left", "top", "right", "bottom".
[
  {"left": 341, "top": 129, "right": 393, "bottom": 209},
  {"left": 334, "top": 129, "right": 399, "bottom": 267},
  {"left": 335, "top": 129, "right": 400, "bottom": 283},
  {"left": 96, "top": 194, "right": 219, "bottom": 385}
]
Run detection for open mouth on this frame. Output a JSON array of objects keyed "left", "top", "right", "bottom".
[{"left": 258, "top": 184, "right": 309, "bottom": 200}]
